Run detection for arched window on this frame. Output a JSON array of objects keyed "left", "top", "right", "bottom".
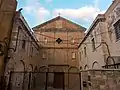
[
  {"left": 72, "top": 39, "right": 75, "bottom": 43},
  {"left": 92, "top": 61, "right": 100, "bottom": 69},
  {"left": 44, "top": 38, "right": 48, "bottom": 44},
  {"left": 42, "top": 52, "right": 46, "bottom": 59},
  {"left": 84, "top": 65, "right": 89, "bottom": 70},
  {"left": 71, "top": 38, "right": 75, "bottom": 45},
  {"left": 91, "top": 38, "right": 95, "bottom": 51},
  {"left": 84, "top": 47, "right": 87, "bottom": 57}
]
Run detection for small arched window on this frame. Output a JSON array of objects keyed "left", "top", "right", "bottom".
[
  {"left": 44, "top": 38, "right": 48, "bottom": 44},
  {"left": 84, "top": 47, "right": 87, "bottom": 57},
  {"left": 22, "top": 40, "right": 26, "bottom": 49},
  {"left": 71, "top": 38, "right": 75, "bottom": 44},
  {"left": 42, "top": 52, "right": 46, "bottom": 59},
  {"left": 72, "top": 52, "right": 76, "bottom": 59}
]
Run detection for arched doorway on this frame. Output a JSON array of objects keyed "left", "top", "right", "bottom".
[
  {"left": 52, "top": 67, "right": 64, "bottom": 89},
  {"left": 82, "top": 65, "right": 89, "bottom": 90},
  {"left": 14, "top": 60, "right": 25, "bottom": 72},
  {"left": 33, "top": 66, "right": 48, "bottom": 90},
  {"left": 24, "top": 64, "right": 33, "bottom": 90},
  {"left": 68, "top": 66, "right": 80, "bottom": 90},
  {"left": 10, "top": 60, "right": 25, "bottom": 90},
  {"left": 32, "top": 66, "right": 48, "bottom": 90}
]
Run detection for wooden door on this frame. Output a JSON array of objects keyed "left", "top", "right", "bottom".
[{"left": 53, "top": 72, "right": 64, "bottom": 89}]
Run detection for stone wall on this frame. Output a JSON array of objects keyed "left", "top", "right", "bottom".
[
  {"left": 34, "top": 16, "right": 85, "bottom": 68},
  {"left": 82, "top": 69, "right": 120, "bottom": 90},
  {"left": 4, "top": 11, "right": 42, "bottom": 90},
  {"left": 0, "top": 0, "right": 17, "bottom": 86}
]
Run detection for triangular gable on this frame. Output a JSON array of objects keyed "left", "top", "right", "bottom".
[{"left": 33, "top": 16, "right": 86, "bottom": 32}]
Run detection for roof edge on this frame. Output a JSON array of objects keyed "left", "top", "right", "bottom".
[
  {"left": 78, "top": 14, "right": 105, "bottom": 48},
  {"left": 32, "top": 16, "right": 86, "bottom": 31}
]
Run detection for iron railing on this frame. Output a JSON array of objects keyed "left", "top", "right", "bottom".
[
  {"left": 5, "top": 69, "right": 120, "bottom": 90},
  {"left": 6, "top": 71, "right": 81, "bottom": 90}
]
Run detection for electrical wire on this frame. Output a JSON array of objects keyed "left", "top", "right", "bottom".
[
  {"left": 11, "top": 38, "right": 106, "bottom": 45},
  {"left": 11, "top": 30, "right": 111, "bottom": 45},
  {"left": 35, "top": 30, "right": 111, "bottom": 40}
]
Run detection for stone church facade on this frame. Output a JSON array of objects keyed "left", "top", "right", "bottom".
[
  {"left": 2, "top": 0, "right": 120, "bottom": 90},
  {"left": 0, "top": 0, "right": 86, "bottom": 89},
  {"left": 32, "top": 17, "right": 86, "bottom": 90},
  {"left": 33, "top": 16, "right": 86, "bottom": 71}
]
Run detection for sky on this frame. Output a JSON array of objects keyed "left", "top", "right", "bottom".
[{"left": 17, "top": 0, "right": 113, "bottom": 29}]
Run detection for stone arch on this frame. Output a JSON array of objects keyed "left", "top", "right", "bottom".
[
  {"left": 68, "top": 66, "right": 79, "bottom": 72},
  {"left": 51, "top": 67, "right": 64, "bottom": 89},
  {"left": 92, "top": 61, "right": 100, "bottom": 69},
  {"left": 33, "top": 66, "right": 48, "bottom": 90},
  {"left": 34, "top": 66, "right": 38, "bottom": 72},
  {"left": 106, "top": 56, "right": 116, "bottom": 68},
  {"left": 28, "top": 64, "right": 33, "bottom": 72},
  {"left": 84, "top": 65, "right": 89, "bottom": 70},
  {"left": 14, "top": 60, "right": 25, "bottom": 72},
  {"left": 39, "top": 66, "right": 48, "bottom": 72},
  {"left": 53, "top": 67, "right": 64, "bottom": 72}
]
